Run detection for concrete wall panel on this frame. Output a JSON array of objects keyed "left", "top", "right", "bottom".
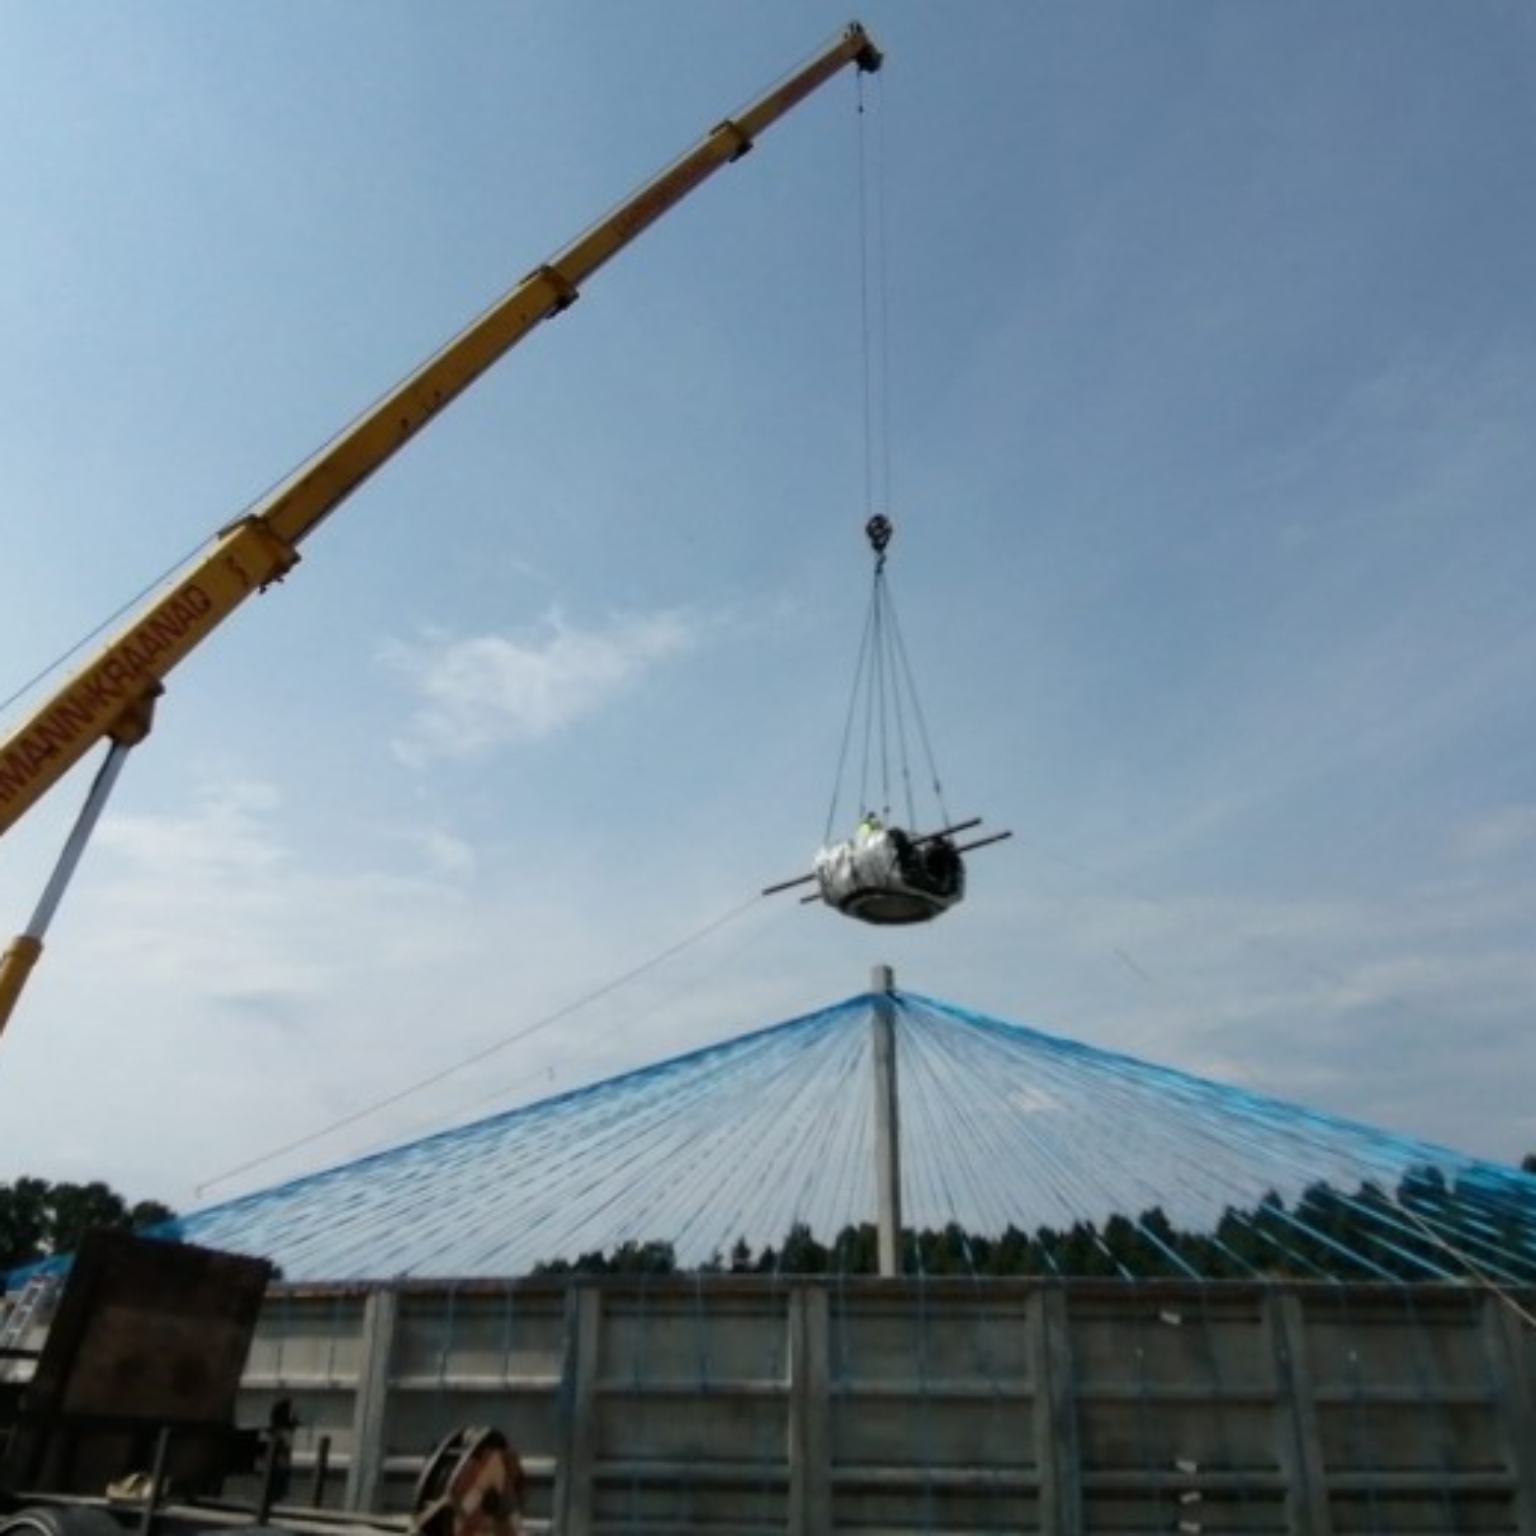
[{"left": 226, "top": 1277, "right": 1536, "bottom": 1535}]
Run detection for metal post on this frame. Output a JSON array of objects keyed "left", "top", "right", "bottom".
[
  {"left": 870, "top": 964, "right": 903, "bottom": 1277},
  {"left": 0, "top": 741, "right": 134, "bottom": 1042},
  {"left": 310, "top": 1437, "right": 332, "bottom": 1508}
]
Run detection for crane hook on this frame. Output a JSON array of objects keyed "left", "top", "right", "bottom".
[{"left": 865, "top": 514, "right": 893, "bottom": 569}]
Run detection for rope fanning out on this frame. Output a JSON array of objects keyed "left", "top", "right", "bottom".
[{"left": 31, "top": 986, "right": 1530, "bottom": 1293}]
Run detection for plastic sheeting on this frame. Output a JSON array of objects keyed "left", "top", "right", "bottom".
[{"left": 814, "top": 827, "right": 965, "bottom": 925}]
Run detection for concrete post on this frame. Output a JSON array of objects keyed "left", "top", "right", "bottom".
[
  {"left": 1269, "top": 1288, "right": 1332, "bottom": 1534},
  {"left": 553, "top": 1285, "right": 602, "bottom": 1536},
  {"left": 871, "top": 963, "right": 903, "bottom": 1277},
  {"left": 787, "top": 1286, "right": 831, "bottom": 1534},
  {"left": 1033, "top": 1286, "right": 1082, "bottom": 1535},
  {"left": 344, "top": 1285, "right": 398, "bottom": 1512},
  {"left": 1484, "top": 1293, "right": 1536, "bottom": 1535}
]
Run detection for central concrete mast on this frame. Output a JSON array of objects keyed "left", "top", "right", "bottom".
[{"left": 871, "top": 963, "right": 903, "bottom": 1276}]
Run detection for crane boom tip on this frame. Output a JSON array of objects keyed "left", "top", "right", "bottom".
[{"left": 847, "top": 22, "right": 883, "bottom": 73}]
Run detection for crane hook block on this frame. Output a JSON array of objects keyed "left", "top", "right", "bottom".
[{"left": 865, "top": 514, "right": 893, "bottom": 558}]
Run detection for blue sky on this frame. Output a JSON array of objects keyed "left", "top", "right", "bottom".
[{"left": 1, "top": 2, "right": 1534, "bottom": 1212}]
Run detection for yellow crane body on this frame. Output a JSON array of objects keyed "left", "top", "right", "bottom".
[
  {"left": 0, "top": 517, "right": 298, "bottom": 832},
  {"left": 0, "top": 22, "right": 882, "bottom": 1038}
]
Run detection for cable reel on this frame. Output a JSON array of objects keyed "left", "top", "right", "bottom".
[{"left": 412, "top": 1426, "right": 526, "bottom": 1536}]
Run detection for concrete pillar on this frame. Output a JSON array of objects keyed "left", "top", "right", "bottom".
[
  {"left": 1269, "top": 1288, "right": 1332, "bottom": 1534},
  {"left": 871, "top": 963, "right": 903, "bottom": 1277},
  {"left": 552, "top": 1284, "right": 602, "bottom": 1536},
  {"left": 1033, "top": 1286, "right": 1082, "bottom": 1535},
  {"left": 787, "top": 1286, "right": 831, "bottom": 1534},
  {"left": 344, "top": 1285, "right": 398, "bottom": 1512},
  {"left": 1484, "top": 1293, "right": 1536, "bottom": 1535}
]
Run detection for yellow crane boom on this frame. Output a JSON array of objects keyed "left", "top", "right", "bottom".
[{"left": 0, "top": 22, "right": 882, "bottom": 1037}]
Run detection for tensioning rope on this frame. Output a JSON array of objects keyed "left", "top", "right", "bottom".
[
  {"left": 140, "top": 986, "right": 1536, "bottom": 1289},
  {"left": 194, "top": 889, "right": 768, "bottom": 1196}
]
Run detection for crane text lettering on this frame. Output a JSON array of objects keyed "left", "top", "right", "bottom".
[{"left": 0, "top": 583, "right": 215, "bottom": 807}]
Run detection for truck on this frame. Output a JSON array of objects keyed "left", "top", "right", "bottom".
[{"left": 2, "top": 1230, "right": 521, "bottom": 1536}]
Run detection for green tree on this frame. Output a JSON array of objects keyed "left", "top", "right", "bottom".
[
  {"left": 46, "top": 1181, "right": 128, "bottom": 1256},
  {"left": 778, "top": 1222, "right": 828, "bottom": 1274},
  {"left": 608, "top": 1239, "right": 676, "bottom": 1275},
  {"left": 830, "top": 1223, "right": 878, "bottom": 1275},
  {"left": 0, "top": 1177, "right": 50, "bottom": 1271},
  {"left": 0, "top": 1177, "right": 176, "bottom": 1272}
]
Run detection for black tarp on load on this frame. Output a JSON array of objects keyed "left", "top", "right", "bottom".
[{"left": 813, "top": 827, "right": 965, "bottom": 925}]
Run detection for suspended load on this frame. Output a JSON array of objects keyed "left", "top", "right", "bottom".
[
  {"left": 764, "top": 516, "right": 1009, "bottom": 925},
  {"left": 813, "top": 815, "right": 965, "bottom": 925}
]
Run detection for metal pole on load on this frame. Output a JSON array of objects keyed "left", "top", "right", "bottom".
[{"left": 871, "top": 963, "right": 903, "bottom": 1276}]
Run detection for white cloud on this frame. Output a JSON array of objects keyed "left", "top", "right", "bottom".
[
  {"left": 1450, "top": 805, "right": 1536, "bottom": 865},
  {"left": 2, "top": 778, "right": 522, "bottom": 1197},
  {"left": 4, "top": 768, "right": 765, "bottom": 1200},
  {"left": 381, "top": 610, "right": 696, "bottom": 767},
  {"left": 408, "top": 827, "right": 480, "bottom": 880},
  {"left": 88, "top": 779, "right": 475, "bottom": 1012}
]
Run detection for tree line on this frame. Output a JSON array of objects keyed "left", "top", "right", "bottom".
[
  {"left": 8, "top": 1153, "right": 1535, "bottom": 1285},
  {"left": 0, "top": 1177, "right": 174, "bottom": 1273},
  {"left": 534, "top": 1156, "right": 1536, "bottom": 1282}
]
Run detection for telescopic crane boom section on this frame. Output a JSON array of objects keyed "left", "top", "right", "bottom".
[{"left": 0, "top": 23, "right": 882, "bottom": 1038}]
